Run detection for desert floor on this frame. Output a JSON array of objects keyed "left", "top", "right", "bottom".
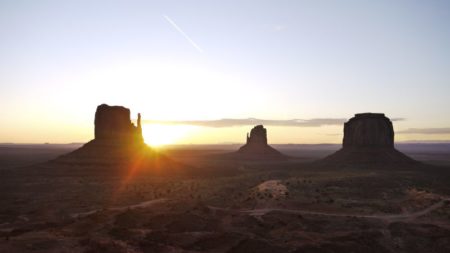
[{"left": 0, "top": 143, "right": 449, "bottom": 253}]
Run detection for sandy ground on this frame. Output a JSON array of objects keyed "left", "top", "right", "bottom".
[
  {"left": 256, "top": 180, "right": 288, "bottom": 198},
  {"left": 1, "top": 144, "right": 450, "bottom": 252}
]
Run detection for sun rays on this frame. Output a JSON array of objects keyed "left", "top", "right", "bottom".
[{"left": 142, "top": 123, "right": 199, "bottom": 147}]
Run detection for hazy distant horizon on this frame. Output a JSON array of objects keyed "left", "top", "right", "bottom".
[{"left": 3, "top": 139, "right": 450, "bottom": 146}]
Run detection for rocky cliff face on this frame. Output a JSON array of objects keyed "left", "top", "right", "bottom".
[
  {"left": 320, "top": 113, "right": 417, "bottom": 166},
  {"left": 94, "top": 104, "right": 143, "bottom": 143},
  {"left": 343, "top": 113, "right": 394, "bottom": 148},
  {"left": 246, "top": 125, "right": 268, "bottom": 146}
]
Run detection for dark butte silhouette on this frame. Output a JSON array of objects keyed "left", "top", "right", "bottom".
[
  {"left": 343, "top": 113, "right": 394, "bottom": 148},
  {"left": 320, "top": 113, "right": 417, "bottom": 166},
  {"left": 246, "top": 125, "right": 268, "bottom": 146},
  {"left": 47, "top": 108, "right": 418, "bottom": 169},
  {"left": 94, "top": 104, "right": 143, "bottom": 142},
  {"left": 235, "top": 125, "right": 287, "bottom": 160},
  {"left": 49, "top": 104, "right": 183, "bottom": 175}
]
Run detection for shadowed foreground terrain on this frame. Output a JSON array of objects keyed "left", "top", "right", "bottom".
[{"left": 0, "top": 144, "right": 450, "bottom": 253}]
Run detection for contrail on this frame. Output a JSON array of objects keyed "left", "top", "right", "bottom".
[{"left": 163, "top": 15, "right": 204, "bottom": 53}]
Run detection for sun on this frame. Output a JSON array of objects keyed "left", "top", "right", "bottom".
[{"left": 142, "top": 124, "right": 197, "bottom": 147}]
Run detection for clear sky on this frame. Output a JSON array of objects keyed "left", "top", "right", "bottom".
[{"left": 1, "top": 0, "right": 450, "bottom": 145}]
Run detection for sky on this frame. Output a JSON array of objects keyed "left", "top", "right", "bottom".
[{"left": 1, "top": 0, "right": 450, "bottom": 145}]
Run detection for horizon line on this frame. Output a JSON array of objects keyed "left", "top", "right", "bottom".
[{"left": 2, "top": 140, "right": 450, "bottom": 146}]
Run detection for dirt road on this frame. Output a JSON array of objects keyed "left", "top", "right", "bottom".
[
  {"left": 71, "top": 198, "right": 168, "bottom": 218},
  {"left": 71, "top": 196, "right": 449, "bottom": 222},
  {"left": 211, "top": 197, "right": 450, "bottom": 222}
]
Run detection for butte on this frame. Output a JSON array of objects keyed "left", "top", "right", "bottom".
[
  {"left": 319, "top": 113, "right": 417, "bottom": 167},
  {"left": 44, "top": 104, "right": 184, "bottom": 176},
  {"left": 232, "top": 125, "right": 287, "bottom": 160}
]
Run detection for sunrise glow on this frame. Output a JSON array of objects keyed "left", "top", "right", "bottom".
[
  {"left": 142, "top": 124, "right": 199, "bottom": 147},
  {"left": 0, "top": 1, "right": 449, "bottom": 144}
]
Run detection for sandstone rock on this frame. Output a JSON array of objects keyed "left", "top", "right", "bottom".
[
  {"left": 51, "top": 104, "right": 184, "bottom": 175},
  {"left": 236, "top": 125, "right": 286, "bottom": 160},
  {"left": 94, "top": 104, "right": 143, "bottom": 142},
  {"left": 343, "top": 113, "right": 394, "bottom": 148},
  {"left": 320, "top": 113, "right": 417, "bottom": 166},
  {"left": 246, "top": 125, "right": 268, "bottom": 146}
]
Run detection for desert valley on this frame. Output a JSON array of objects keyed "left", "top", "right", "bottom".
[
  {"left": 1, "top": 1, "right": 450, "bottom": 252},
  {"left": 1, "top": 104, "right": 449, "bottom": 253}
]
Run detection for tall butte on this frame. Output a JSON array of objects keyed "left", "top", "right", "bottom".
[
  {"left": 51, "top": 104, "right": 181, "bottom": 175},
  {"left": 235, "top": 125, "right": 287, "bottom": 160},
  {"left": 94, "top": 104, "right": 143, "bottom": 143},
  {"left": 320, "top": 113, "right": 417, "bottom": 166}
]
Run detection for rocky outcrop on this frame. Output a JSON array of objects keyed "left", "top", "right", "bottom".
[
  {"left": 235, "top": 125, "right": 286, "bottom": 160},
  {"left": 94, "top": 104, "right": 143, "bottom": 142},
  {"left": 51, "top": 104, "right": 183, "bottom": 175},
  {"left": 343, "top": 113, "right": 394, "bottom": 148},
  {"left": 320, "top": 113, "right": 417, "bottom": 166},
  {"left": 246, "top": 125, "right": 268, "bottom": 146}
]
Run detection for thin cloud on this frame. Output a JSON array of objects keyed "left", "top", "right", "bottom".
[
  {"left": 142, "top": 118, "right": 347, "bottom": 128},
  {"left": 397, "top": 128, "right": 450, "bottom": 135},
  {"left": 163, "top": 15, "right": 204, "bottom": 53}
]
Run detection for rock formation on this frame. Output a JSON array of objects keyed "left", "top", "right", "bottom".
[
  {"left": 50, "top": 104, "right": 183, "bottom": 175},
  {"left": 343, "top": 113, "right": 394, "bottom": 148},
  {"left": 320, "top": 113, "right": 417, "bottom": 166},
  {"left": 235, "top": 125, "right": 287, "bottom": 160},
  {"left": 94, "top": 104, "right": 143, "bottom": 142},
  {"left": 246, "top": 125, "right": 268, "bottom": 146}
]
